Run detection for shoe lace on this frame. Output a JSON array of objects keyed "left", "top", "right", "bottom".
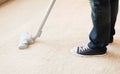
[{"left": 78, "top": 45, "right": 90, "bottom": 53}]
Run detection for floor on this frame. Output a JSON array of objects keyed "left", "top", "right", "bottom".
[{"left": 0, "top": 0, "right": 120, "bottom": 74}]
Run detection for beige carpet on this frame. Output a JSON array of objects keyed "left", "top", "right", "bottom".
[{"left": 0, "top": 0, "right": 120, "bottom": 74}]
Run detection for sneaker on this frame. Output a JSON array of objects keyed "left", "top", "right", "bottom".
[{"left": 71, "top": 45, "right": 106, "bottom": 55}]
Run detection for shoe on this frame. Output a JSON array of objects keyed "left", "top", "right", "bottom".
[{"left": 71, "top": 45, "right": 106, "bottom": 55}]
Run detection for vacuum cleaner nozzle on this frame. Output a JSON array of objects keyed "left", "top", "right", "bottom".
[
  {"left": 18, "top": 33, "right": 34, "bottom": 49},
  {"left": 18, "top": 0, "right": 56, "bottom": 49}
]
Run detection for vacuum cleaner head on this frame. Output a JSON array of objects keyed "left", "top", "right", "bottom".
[
  {"left": 18, "top": 33, "right": 34, "bottom": 49},
  {"left": 18, "top": 0, "right": 56, "bottom": 49}
]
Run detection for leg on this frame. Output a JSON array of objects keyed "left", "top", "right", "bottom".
[
  {"left": 109, "top": 0, "right": 119, "bottom": 42},
  {"left": 71, "top": 0, "right": 113, "bottom": 55},
  {"left": 88, "top": 0, "right": 111, "bottom": 50}
]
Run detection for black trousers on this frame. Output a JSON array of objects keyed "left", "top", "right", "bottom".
[{"left": 88, "top": 0, "right": 119, "bottom": 50}]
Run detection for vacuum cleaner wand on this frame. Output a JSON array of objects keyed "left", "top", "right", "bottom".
[{"left": 18, "top": 0, "right": 56, "bottom": 49}]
